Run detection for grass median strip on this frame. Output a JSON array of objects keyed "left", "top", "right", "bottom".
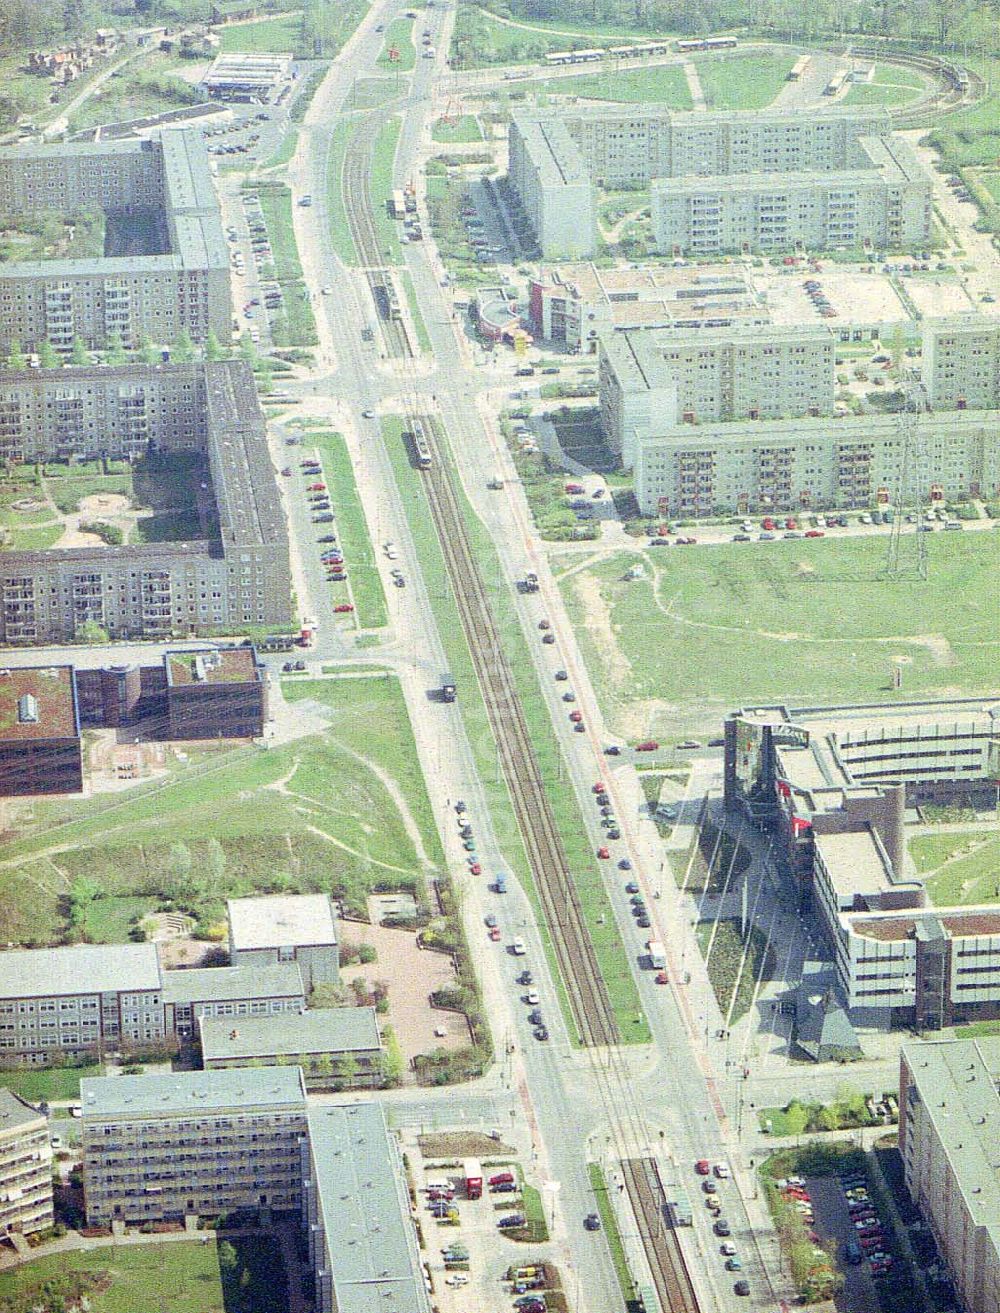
[
  {"left": 371, "top": 116, "right": 403, "bottom": 266},
  {"left": 327, "top": 118, "right": 357, "bottom": 264},
  {"left": 399, "top": 269, "right": 432, "bottom": 352},
  {"left": 588, "top": 1163, "right": 639, "bottom": 1306}
]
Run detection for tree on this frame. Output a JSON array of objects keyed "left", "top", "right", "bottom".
[
  {"left": 172, "top": 328, "right": 195, "bottom": 363},
  {"left": 204, "top": 329, "right": 225, "bottom": 361},
  {"left": 75, "top": 619, "right": 109, "bottom": 644},
  {"left": 63, "top": 0, "right": 87, "bottom": 38},
  {"left": 257, "top": 361, "right": 273, "bottom": 394},
  {"left": 104, "top": 332, "right": 128, "bottom": 366},
  {"left": 218, "top": 1240, "right": 238, "bottom": 1272},
  {"left": 70, "top": 336, "right": 91, "bottom": 367},
  {"left": 205, "top": 838, "right": 226, "bottom": 894},
  {"left": 38, "top": 340, "right": 59, "bottom": 369},
  {"left": 238, "top": 333, "right": 258, "bottom": 366},
  {"left": 165, "top": 842, "right": 193, "bottom": 898},
  {"left": 6, "top": 339, "right": 26, "bottom": 370},
  {"left": 381, "top": 1027, "right": 404, "bottom": 1087},
  {"left": 338, "top": 1053, "right": 359, "bottom": 1088},
  {"left": 139, "top": 334, "right": 159, "bottom": 366}
]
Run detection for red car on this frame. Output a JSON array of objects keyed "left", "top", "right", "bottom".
[
  {"left": 804, "top": 529, "right": 825, "bottom": 538},
  {"left": 592, "top": 782, "right": 605, "bottom": 794},
  {"left": 569, "top": 710, "right": 583, "bottom": 723},
  {"left": 334, "top": 603, "right": 354, "bottom": 613},
  {"left": 695, "top": 1160, "right": 711, "bottom": 1175},
  {"left": 489, "top": 925, "right": 501, "bottom": 941},
  {"left": 655, "top": 970, "right": 668, "bottom": 984},
  {"left": 785, "top": 518, "right": 797, "bottom": 529},
  {"left": 596, "top": 847, "right": 610, "bottom": 859},
  {"left": 635, "top": 740, "right": 659, "bottom": 752},
  {"left": 308, "top": 482, "right": 326, "bottom": 491}
]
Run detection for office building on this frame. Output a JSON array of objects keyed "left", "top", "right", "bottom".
[
  {"left": 0, "top": 360, "right": 291, "bottom": 645},
  {"left": 81, "top": 1067, "right": 309, "bottom": 1226},
  {"left": 200, "top": 1007, "right": 382, "bottom": 1088},
  {"left": 161, "top": 963, "right": 305, "bottom": 1040},
  {"left": 0, "top": 133, "right": 229, "bottom": 354},
  {"left": 652, "top": 137, "right": 931, "bottom": 255},
  {"left": 899, "top": 1039, "right": 1000, "bottom": 1313},
  {"left": 0, "top": 1089, "right": 53, "bottom": 1239},
  {"left": 302, "top": 1104, "right": 432, "bottom": 1313},
  {"left": 923, "top": 316, "right": 1000, "bottom": 412},
  {"left": 508, "top": 115, "right": 595, "bottom": 259},
  {"left": 227, "top": 895, "right": 339, "bottom": 994},
  {"left": 633, "top": 409, "right": 1000, "bottom": 516},
  {"left": 164, "top": 648, "right": 268, "bottom": 739},
  {"left": 599, "top": 324, "right": 836, "bottom": 466},
  {"left": 0, "top": 665, "right": 82, "bottom": 797}
]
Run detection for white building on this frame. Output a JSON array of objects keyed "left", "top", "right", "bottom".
[
  {"left": 508, "top": 115, "right": 595, "bottom": 259},
  {"left": 0, "top": 1089, "right": 52, "bottom": 1239},
  {"left": 227, "top": 894, "right": 339, "bottom": 993}
]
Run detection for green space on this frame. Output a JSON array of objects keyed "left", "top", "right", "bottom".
[
  {"left": 399, "top": 270, "right": 432, "bottom": 353},
  {"left": 45, "top": 473, "right": 130, "bottom": 514},
  {"left": 67, "top": 56, "right": 202, "bottom": 133},
  {"left": 349, "top": 77, "right": 399, "bottom": 111},
  {"left": 326, "top": 119, "right": 357, "bottom": 264},
  {"left": 382, "top": 416, "right": 649, "bottom": 1044},
  {"left": 246, "top": 181, "right": 318, "bottom": 347},
  {"left": 307, "top": 431, "right": 389, "bottom": 628},
  {"left": 842, "top": 65, "right": 924, "bottom": 107},
  {"left": 0, "top": 210, "right": 104, "bottom": 264},
  {"left": 217, "top": 13, "right": 302, "bottom": 53},
  {"left": 560, "top": 534, "right": 1000, "bottom": 737},
  {"left": 219, "top": 1, "right": 368, "bottom": 58},
  {"left": 918, "top": 833, "right": 1000, "bottom": 906},
  {"left": 4, "top": 523, "right": 62, "bottom": 551},
  {"left": 588, "top": 1163, "right": 639, "bottom": 1306},
  {"left": 695, "top": 52, "right": 797, "bottom": 110},
  {"left": 0, "top": 1235, "right": 287, "bottom": 1313},
  {"left": 426, "top": 175, "right": 502, "bottom": 289},
  {"left": 262, "top": 125, "right": 299, "bottom": 171},
  {"left": 371, "top": 117, "right": 404, "bottom": 266},
  {"left": 0, "top": 1064, "right": 102, "bottom": 1105},
  {"left": 450, "top": 5, "right": 643, "bottom": 69},
  {"left": 975, "top": 171, "right": 1000, "bottom": 205},
  {"left": 760, "top": 1087, "right": 893, "bottom": 1136},
  {"left": 909, "top": 829, "right": 995, "bottom": 875},
  {"left": 0, "top": 676, "right": 442, "bottom": 940},
  {"left": 531, "top": 64, "right": 691, "bottom": 107},
  {"left": 696, "top": 918, "right": 776, "bottom": 1024},
  {"left": 377, "top": 18, "right": 417, "bottom": 72},
  {"left": 82, "top": 895, "right": 159, "bottom": 944},
  {"left": 431, "top": 114, "right": 484, "bottom": 143},
  {"left": 955, "top": 1019, "right": 1000, "bottom": 1037}
]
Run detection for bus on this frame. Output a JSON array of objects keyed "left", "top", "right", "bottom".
[
  {"left": 607, "top": 40, "right": 670, "bottom": 59},
  {"left": 676, "top": 36, "right": 738, "bottom": 52},
  {"left": 788, "top": 54, "right": 811, "bottom": 81},
  {"left": 824, "top": 68, "right": 848, "bottom": 95},
  {"left": 544, "top": 48, "right": 603, "bottom": 65},
  {"left": 389, "top": 189, "right": 405, "bottom": 220}
]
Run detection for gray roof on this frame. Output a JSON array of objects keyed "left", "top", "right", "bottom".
[
  {"left": 201, "top": 1007, "right": 380, "bottom": 1061},
  {"left": 161, "top": 962, "right": 305, "bottom": 1006},
  {"left": 513, "top": 114, "right": 589, "bottom": 188},
  {"left": 81, "top": 1066, "right": 307, "bottom": 1120},
  {"left": 794, "top": 961, "right": 861, "bottom": 1062},
  {"left": 307, "top": 1104, "right": 431, "bottom": 1313},
  {"left": 228, "top": 895, "right": 337, "bottom": 951},
  {"left": 0, "top": 943, "right": 161, "bottom": 1000},
  {"left": 0, "top": 1088, "right": 47, "bottom": 1135}
]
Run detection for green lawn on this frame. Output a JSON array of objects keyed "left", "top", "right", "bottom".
[
  {"left": 326, "top": 118, "right": 357, "bottom": 264},
  {"left": 67, "top": 56, "right": 202, "bottom": 133},
  {"left": 532, "top": 63, "right": 691, "bottom": 107},
  {"left": 0, "top": 1065, "right": 102, "bottom": 1104},
  {"left": 6, "top": 523, "right": 62, "bottom": 551},
  {"left": 588, "top": 1164, "right": 639, "bottom": 1305},
  {"left": 696, "top": 918, "right": 776, "bottom": 1024},
  {"left": 976, "top": 171, "right": 1000, "bottom": 204},
  {"left": 909, "top": 830, "right": 994, "bottom": 875},
  {"left": 0, "top": 1235, "right": 286, "bottom": 1312},
  {"left": 399, "top": 270, "right": 432, "bottom": 353},
  {"left": 383, "top": 416, "right": 649, "bottom": 1045},
  {"left": 83, "top": 895, "right": 159, "bottom": 944},
  {"left": 842, "top": 75, "right": 923, "bottom": 108},
  {"left": 919, "top": 833, "right": 1000, "bottom": 906},
  {"left": 46, "top": 474, "right": 130, "bottom": 514},
  {"left": 218, "top": 13, "right": 302, "bottom": 52},
  {"left": 306, "top": 430, "right": 389, "bottom": 628},
  {"left": 695, "top": 52, "right": 798, "bottom": 110},
  {"left": 927, "top": 50, "right": 1000, "bottom": 169},
  {"left": 262, "top": 125, "right": 299, "bottom": 171},
  {"left": 449, "top": 5, "right": 658, "bottom": 69},
  {"left": 377, "top": 17, "right": 417, "bottom": 72},
  {"left": 371, "top": 117, "right": 403, "bottom": 266},
  {"left": 560, "top": 534, "right": 1000, "bottom": 737},
  {"left": 349, "top": 77, "right": 400, "bottom": 110},
  {"left": 431, "top": 115, "right": 484, "bottom": 143}
]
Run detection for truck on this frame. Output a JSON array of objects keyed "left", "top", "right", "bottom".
[
  {"left": 441, "top": 673, "right": 456, "bottom": 702},
  {"left": 463, "top": 1159, "right": 483, "bottom": 1199},
  {"left": 517, "top": 572, "right": 540, "bottom": 594},
  {"left": 667, "top": 1190, "right": 693, "bottom": 1227},
  {"left": 646, "top": 941, "right": 666, "bottom": 970}
]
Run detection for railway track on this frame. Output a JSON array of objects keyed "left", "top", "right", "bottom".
[
  {"left": 622, "top": 1159, "right": 700, "bottom": 1313},
  {"left": 413, "top": 409, "right": 619, "bottom": 1048},
  {"left": 341, "top": 114, "right": 411, "bottom": 358}
]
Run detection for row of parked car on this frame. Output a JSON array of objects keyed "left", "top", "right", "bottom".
[
  {"left": 694, "top": 1159, "right": 749, "bottom": 1295},
  {"left": 838, "top": 1171, "right": 895, "bottom": 1279}
]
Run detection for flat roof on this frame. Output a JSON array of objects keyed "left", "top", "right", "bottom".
[
  {"left": 201, "top": 1007, "right": 380, "bottom": 1061},
  {"left": 0, "top": 666, "right": 77, "bottom": 742},
  {"left": 166, "top": 648, "right": 259, "bottom": 686},
  {"left": 307, "top": 1104, "right": 431, "bottom": 1313},
  {"left": 161, "top": 962, "right": 304, "bottom": 1005},
  {"left": 81, "top": 1065, "right": 307, "bottom": 1120},
  {"left": 847, "top": 904, "right": 1000, "bottom": 941},
  {"left": 228, "top": 894, "right": 337, "bottom": 951},
  {"left": 814, "top": 827, "right": 897, "bottom": 900},
  {"left": 0, "top": 1087, "right": 46, "bottom": 1135},
  {"left": 901, "top": 1039, "right": 1000, "bottom": 1241},
  {"left": 514, "top": 114, "right": 589, "bottom": 188},
  {"left": 0, "top": 943, "right": 161, "bottom": 1000}
]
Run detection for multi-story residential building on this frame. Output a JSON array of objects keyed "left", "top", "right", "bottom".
[
  {"left": 923, "top": 315, "right": 1000, "bottom": 412},
  {"left": 0, "top": 361, "right": 291, "bottom": 645},
  {"left": 508, "top": 115, "right": 595, "bottom": 259},
  {"left": 200, "top": 1007, "right": 382, "bottom": 1088},
  {"left": 599, "top": 324, "right": 836, "bottom": 466},
  {"left": 0, "top": 944, "right": 164, "bottom": 1064},
  {"left": 633, "top": 409, "right": 1000, "bottom": 516},
  {"left": 0, "top": 1088, "right": 53, "bottom": 1239},
  {"left": 161, "top": 963, "right": 305, "bottom": 1040},
  {"left": 0, "top": 665, "right": 82, "bottom": 797},
  {"left": 227, "top": 895, "right": 339, "bottom": 994},
  {"left": 899, "top": 1039, "right": 1000, "bottom": 1313},
  {"left": 302, "top": 1104, "right": 432, "bottom": 1313},
  {"left": 81, "top": 1067, "right": 309, "bottom": 1226},
  {"left": 652, "top": 136, "right": 931, "bottom": 255},
  {"left": 0, "top": 133, "right": 229, "bottom": 354}
]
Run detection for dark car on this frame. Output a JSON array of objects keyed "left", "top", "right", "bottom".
[
  {"left": 715, "top": 1219, "right": 731, "bottom": 1236},
  {"left": 607, "top": 827, "right": 621, "bottom": 840},
  {"left": 554, "top": 669, "right": 568, "bottom": 680},
  {"left": 604, "top": 744, "right": 621, "bottom": 755},
  {"left": 637, "top": 915, "right": 651, "bottom": 928},
  {"left": 734, "top": 1281, "right": 750, "bottom": 1297},
  {"left": 584, "top": 1212, "right": 601, "bottom": 1231},
  {"left": 533, "top": 1026, "right": 549, "bottom": 1041},
  {"left": 517, "top": 970, "right": 533, "bottom": 986},
  {"left": 528, "top": 1008, "right": 543, "bottom": 1026}
]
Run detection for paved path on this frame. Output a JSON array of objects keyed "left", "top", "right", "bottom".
[{"left": 683, "top": 61, "right": 705, "bottom": 110}]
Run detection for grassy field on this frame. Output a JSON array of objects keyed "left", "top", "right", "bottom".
[
  {"left": 842, "top": 64, "right": 925, "bottom": 107},
  {"left": 371, "top": 117, "right": 403, "bottom": 266},
  {"left": 377, "top": 17, "right": 417, "bottom": 72},
  {"left": 83, "top": 895, "right": 159, "bottom": 943},
  {"left": 431, "top": 115, "right": 484, "bottom": 143},
  {"left": 326, "top": 119, "right": 357, "bottom": 264},
  {"left": 0, "top": 1065, "right": 102, "bottom": 1104},
  {"left": 449, "top": 5, "right": 658, "bottom": 68},
  {"left": 382, "top": 417, "right": 649, "bottom": 1044},
  {"left": 67, "top": 56, "right": 202, "bottom": 133},
  {"left": 349, "top": 77, "right": 400, "bottom": 110},
  {"left": 0, "top": 676, "right": 441, "bottom": 935},
  {"left": 0, "top": 1235, "right": 286, "bottom": 1312},
  {"left": 306, "top": 430, "right": 389, "bottom": 628},
  {"left": 695, "top": 52, "right": 798, "bottom": 109},
  {"left": 560, "top": 533, "right": 1000, "bottom": 738},
  {"left": 532, "top": 64, "right": 691, "bottom": 107},
  {"left": 915, "top": 832, "right": 1000, "bottom": 906},
  {"left": 249, "top": 182, "right": 318, "bottom": 347},
  {"left": 218, "top": 13, "right": 301, "bottom": 52},
  {"left": 697, "top": 918, "right": 776, "bottom": 1024},
  {"left": 399, "top": 270, "right": 432, "bottom": 353}
]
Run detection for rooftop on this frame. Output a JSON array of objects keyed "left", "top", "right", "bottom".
[
  {"left": 0, "top": 666, "right": 77, "bottom": 742},
  {"left": 513, "top": 114, "right": 589, "bottom": 189},
  {"left": 80, "top": 1066, "right": 307, "bottom": 1120},
  {"left": 166, "top": 647, "right": 259, "bottom": 686},
  {"left": 307, "top": 1104, "right": 431, "bottom": 1313},
  {"left": 0, "top": 1087, "right": 47, "bottom": 1135},
  {"left": 813, "top": 827, "right": 901, "bottom": 902},
  {"left": 0, "top": 942, "right": 160, "bottom": 1000},
  {"left": 228, "top": 894, "right": 337, "bottom": 952},
  {"left": 847, "top": 905, "right": 1000, "bottom": 942},
  {"left": 160, "top": 962, "right": 305, "bottom": 1005},
  {"left": 200, "top": 1007, "right": 381, "bottom": 1062}
]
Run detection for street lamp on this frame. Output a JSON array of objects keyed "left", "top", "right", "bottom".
[{"left": 541, "top": 1179, "right": 561, "bottom": 1234}]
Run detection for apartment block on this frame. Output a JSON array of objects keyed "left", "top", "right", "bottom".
[
  {"left": 200, "top": 1007, "right": 382, "bottom": 1088},
  {"left": 227, "top": 895, "right": 339, "bottom": 994},
  {"left": 899, "top": 1040, "right": 1000, "bottom": 1313},
  {"left": 0, "top": 133, "right": 229, "bottom": 354},
  {"left": 599, "top": 324, "right": 836, "bottom": 466},
  {"left": 302, "top": 1104, "right": 431, "bottom": 1313},
  {"left": 508, "top": 115, "right": 595, "bottom": 258},
  {"left": 0, "top": 360, "right": 291, "bottom": 645},
  {"left": 633, "top": 409, "right": 1000, "bottom": 516},
  {"left": 81, "top": 1067, "right": 309, "bottom": 1226},
  {"left": 923, "top": 315, "right": 1000, "bottom": 412},
  {"left": 0, "top": 944, "right": 164, "bottom": 1064},
  {"left": 161, "top": 963, "right": 305, "bottom": 1039},
  {"left": 652, "top": 137, "right": 931, "bottom": 256},
  {"left": 0, "top": 665, "right": 82, "bottom": 797},
  {"left": 0, "top": 1089, "right": 53, "bottom": 1239}
]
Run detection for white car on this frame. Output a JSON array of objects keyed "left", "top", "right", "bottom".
[
  {"left": 322, "top": 286, "right": 332, "bottom": 295},
  {"left": 715, "top": 1163, "right": 731, "bottom": 1179},
  {"left": 524, "top": 991, "right": 540, "bottom": 1005},
  {"left": 445, "top": 1274, "right": 468, "bottom": 1287}
]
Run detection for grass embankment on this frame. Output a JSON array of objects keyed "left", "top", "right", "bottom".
[
  {"left": 248, "top": 181, "right": 318, "bottom": 347},
  {"left": 694, "top": 52, "right": 797, "bottom": 109},
  {"left": 909, "top": 831, "right": 1000, "bottom": 906},
  {"left": 696, "top": 918, "right": 776, "bottom": 1024},
  {"left": 531, "top": 64, "right": 691, "bottom": 107},
  {"left": 377, "top": 17, "right": 417, "bottom": 72},
  {"left": 371, "top": 116, "right": 403, "bottom": 266}
]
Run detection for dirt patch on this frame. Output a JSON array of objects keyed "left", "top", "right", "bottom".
[
  {"left": 570, "top": 571, "right": 632, "bottom": 692},
  {"left": 53, "top": 525, "right": 104, "bottom": 548},
  {"left": 339, "top": 921, "right": 465, "bottom": 1077},
  {"left": 156, "top": 936, "right": 223, "bottom": 969},
  {"left": 79, "top": 493, "right": 130, "bottom": 515},
  {"left": 419, "top": 1132, "right": 516, "bottom": 1158}
]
